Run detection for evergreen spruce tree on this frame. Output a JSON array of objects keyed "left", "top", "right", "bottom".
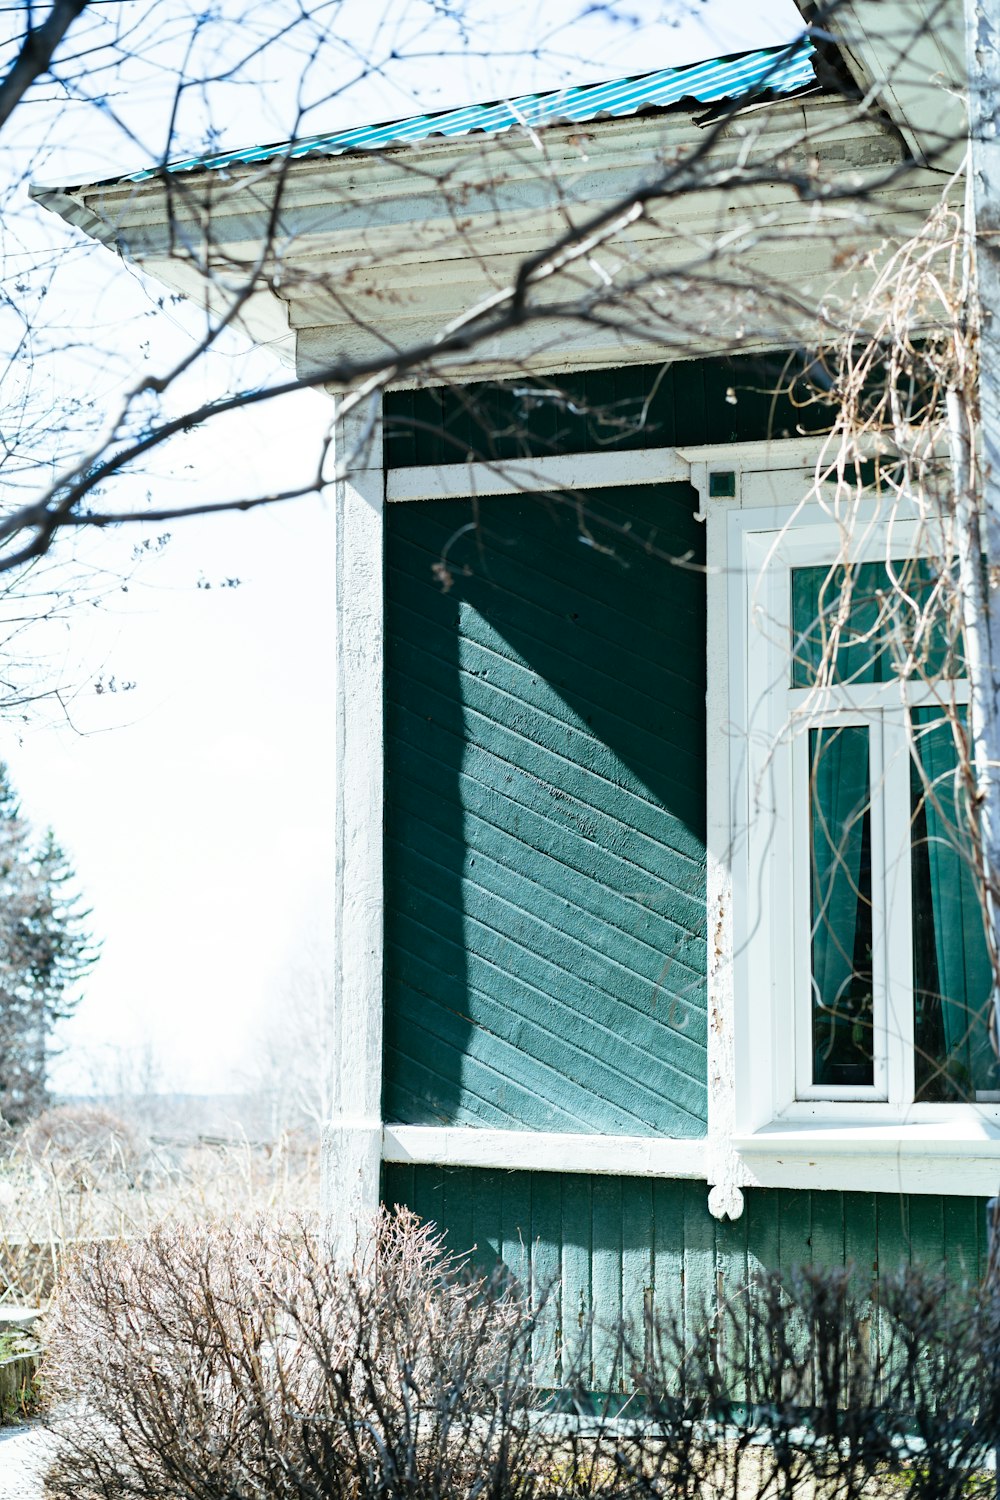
[{"left": 0, "top": 767, "right": 94, "bottom": 1126}]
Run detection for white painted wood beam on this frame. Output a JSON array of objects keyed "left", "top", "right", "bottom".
[
  {"left": 387, "top": 449, "right": 690, "bottom": 501},
  {"left": 703, "top": 477, "right": 745, "bottom": 1222},
  {"left": 382, "top": 1126, "right": 708, "bottom": 1179},
  {"left": 322, "top": 397, "right": 385, "bottom": 1267},
  {"left": 386, "top": 440, "right": 834, "bottom": 504},
  {"left": 382, "top": 1119, "right": 1000, "bottom": 1196}
]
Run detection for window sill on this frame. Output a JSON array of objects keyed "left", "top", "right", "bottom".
[
  {"left": 382, "top": 1125, "right": 709, "bottom": 1179},
  {"left": 732, "top": 1120, "right": 1000, "bottom": 1196}
]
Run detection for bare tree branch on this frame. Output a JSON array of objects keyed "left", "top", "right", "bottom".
[{"left": 0, "top": 0, "right": 87, "bottom": 135}]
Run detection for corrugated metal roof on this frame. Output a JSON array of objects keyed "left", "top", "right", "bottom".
[{"left": 125, "top": 41, "right": 816, "bottom": 184}]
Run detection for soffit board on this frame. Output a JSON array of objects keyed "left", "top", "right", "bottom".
[
  {"left": 287, "top": 178, "right": 945, "bottom": 386},
  {"left": 797, "top": 0, "right": 965, "bottom": 167}
]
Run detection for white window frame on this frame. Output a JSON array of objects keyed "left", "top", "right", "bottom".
[
  {"left": 728, "top": 499, "right": 999, "bottom": 1144},
  {"left": 329, "top": 427, "right": 1000, "bottom": 1222}
]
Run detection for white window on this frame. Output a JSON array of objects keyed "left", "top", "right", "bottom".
[{"left": 730, "top": 507, "right": 998, "bottom": 1136}]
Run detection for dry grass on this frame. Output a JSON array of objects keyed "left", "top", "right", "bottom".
[{"left": 0, "top": 1104, "right": 320, "bottom": 1304}]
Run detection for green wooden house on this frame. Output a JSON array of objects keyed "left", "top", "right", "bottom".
[{"left": 38, "top": 0, "right": 993, "bottom": 1390}]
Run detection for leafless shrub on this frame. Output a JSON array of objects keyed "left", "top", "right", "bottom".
[
  {"left": 42, "top": 1206, "right": 532, "bottom": 1500},
  {"left": 36, "top": 1209, "right": 1000, "bottom": 1500},
  {"left": 608, "top": 1265, "right": 1000, "bottom": 1500}
]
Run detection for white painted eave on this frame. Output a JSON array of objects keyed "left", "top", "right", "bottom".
[
  {"left": 30, "top": 183, "right": 296, "bottom": 362},
  {"left": 34, "top": 96, "right": 907, "bottom": 260},
  {"left": 33, "top": 94, "right": 947, "bottom": 385}
]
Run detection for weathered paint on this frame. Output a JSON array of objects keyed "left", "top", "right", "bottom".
[
  {"left": 383, "top": 1163, "right": 988, "bottom": 1392},
  {"left": 704, "top": 483, "right": 742, "bottom": 1219},
  {"left": 322, "top": 402, "right": 385, "bottom": 1262},
  {"left": 383, "top": 355, "right": 833, "bottom": 468},
  {"left": 384, "top": 482, "right": 707, "bottom": 1136}
]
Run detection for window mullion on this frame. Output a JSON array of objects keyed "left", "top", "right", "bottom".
[
  {"left": 880, "top": 711, "right": 915, "bottom": 1109},
  {"left": 791, "top": 721, "right": 813, "bottom": 1102}
]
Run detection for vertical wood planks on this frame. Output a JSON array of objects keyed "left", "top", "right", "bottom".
[
  {"left": 592, "top": 1176, "right": 625, "bottom": 1391},
  {"left": 843, "top": 1192, "right": 878, "bottom": 1298},
  {"left": 382, "top": 1162, "right": 413, "bottom": 1214},
  {"left": 382, "top": 357, "right": 831, "bottom": 469},
  {"left": 471, "top": 1167, "right": 503, "bottom": 1271},
  {"left": 776, "top": 1190, "right": 814, "bottom": 1400},
  {"left": 621, "top": 1177, "right": 654, "bottom": 1382},
  {"left": 531, "top": 1178, "right": 562, "bottom": 1387},
  {"left": 412, "top": 1163, "right": 446, "bottom": 1232},
  {"left": 842, "top": 1190, "right": 878, "bottom": 1395},
  {"left": 876, "top": 1193, "right": 912, "bottom": 1276},
  {"left": 810, "top": 1191, "right": 845, "bottom": 1272},
  {"left": 442, "top": 1167, "right": 475, "bottom": 1273},
  {"left": 744, "top": 1188, "right": 781, "bottom": 1408},
  {"left": 561, "top": 1175, "right": 594, "bottom": 1387},
  {"left": 714, "top": 1204, "right": 749, "bottom": 1402},
  {"left": 906, "top": 1193, "right": 945, "bottom": 1275},
  {"left": 651, "top": 1178, "right": 685, "bottom": 1352},
  {"left": 874, "top": 1194, "right": 911, "bottom": 1400},
  {"left": 943, "top": 1193, "right": 983, "bottom": 1287},
  {"left": 383, "top": 1170, "right": 988, "bottom": 1392},
  {"left": 500, "top": 1172, "right": 532, "bottom": 1296},
  {"left": 681, "top": 1180, "right": 716, "bottom": 1395}
]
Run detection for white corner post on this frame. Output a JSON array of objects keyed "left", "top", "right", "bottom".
[
  {"left": 322, "top": 395, "right": 385, "bottom": 1265},
  {"left": 700, "top": 466, "right": 745, "bottom": 1223}
]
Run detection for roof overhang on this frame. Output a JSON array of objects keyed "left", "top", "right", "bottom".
[{"left": 33, "top": 51, "right": 956, "bottom": 388}]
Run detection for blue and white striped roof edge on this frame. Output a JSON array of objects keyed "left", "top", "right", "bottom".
[{"left": 124, "top": 41, "right": 816, "bottom": 184}]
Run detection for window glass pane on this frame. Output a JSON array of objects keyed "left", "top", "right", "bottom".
[
  {"left": 791, "top": 559, "right": 962, "bottom": 688},
  {"left": 911, "top": 708, "right": 998, "bottom": 1102},
  {"left": 809, "top": 724, "right": 875, "bottom": 1088}
]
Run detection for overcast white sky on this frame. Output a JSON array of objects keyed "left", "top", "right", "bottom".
[{"left": 0, "top": 0, "right": 802, "bottom": 1097}]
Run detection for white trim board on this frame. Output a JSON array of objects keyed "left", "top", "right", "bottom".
[
  {"left": 382, "top": 1126, "right": 708, "bottom": 1180},
  {"left": 386, "top": 438, "right": 835, "bottom": 503},
  {"left": 735, "top": 1123, "right": 1000, "bottom": 1198},
  {"left": 387, "top": 449, "right": 686, "bottom": 501},
  {"left": 382, "top": 1123, "right": 1000, "bottom": 1198}
]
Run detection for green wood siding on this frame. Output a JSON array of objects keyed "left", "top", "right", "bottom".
[
  {"left": 384, "top": 483, "right": 707, "bottom": 1135},
  {"left": 384, "top": 1164, "right": 988, "bottom": 1394},
  {"left": 384, "top": 354, "right": 831, "bottom": 468}
]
